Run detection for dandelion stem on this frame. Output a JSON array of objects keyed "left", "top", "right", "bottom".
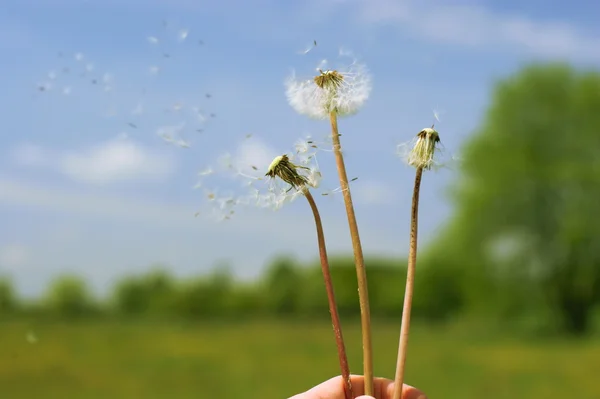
[
  {"left": 304, "top": 189, "right": 354, "bottom": 399},
  {"left": 328, "top": 111, "right": 374, "bottom": 397},
  {"left": 392, "top": 166, "right": 423, "bottom": 399}
]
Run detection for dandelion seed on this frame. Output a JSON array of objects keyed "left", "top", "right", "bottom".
[
  {"left": 85, "top": 63, "right": 94, "bottom": 72},
  {"left": 149, "top": 66, "right": 160, "bottom": 75},
  {"left": 48, "top": 71, "right": 57, "bottom": 80},
  {"left": 128, "top": 122, "right": 137, "bottom": 129},
  {"left": 147, "top": 36, "right": 159, "bottom": 44},
  {"left": 175, "top": 139, "right": 191, "bottom": 148},
  {"left": 286, "top": 57, "right": 371, "bottom": 119},
  {"left": 298, "top": 40, "right": 317, "bottom": 55},
  {"left": 205, "top": 93, "right": 212, "bottom": 99},
  {"left": 198, "top": 167, "right": 214, "bottom": 177},
  {"left": 62, "top": 86, "right": 71, "bottom": 95},
  {"left": 74, "top": 52, "right": 84, "bottom": 61},
  {"left": 206, "top": 190, "right": 216, "bottom": 201},
  {"left": 178, "top": 29, "right": 189, "bottom": 41},
  {"left": 37, "top": 82, "right": 51, "bottom": 92},
  {"left": 294, "top": 135, "right": 317, "bottom": 154}
]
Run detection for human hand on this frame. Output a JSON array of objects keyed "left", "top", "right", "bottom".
[{"left": 289, "top": 375, "right": 427, "bottom": 399}]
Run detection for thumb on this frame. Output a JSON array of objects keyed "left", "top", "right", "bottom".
[{"left": 356, "top": 396, "right": 375, "bottom": 399}]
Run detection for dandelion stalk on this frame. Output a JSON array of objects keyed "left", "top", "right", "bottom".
[
  {"left": 392, "top": 127, "right": 440, "bottom": 399},
  {"left": 304, "top": 188, "right": 353, "bottom": 399},
  {"left": 266, "top": 155, "right": 353, "bottom": 399},
  {"left": 329, "top": 110, "right": 374, "bottom": 396},
  {"left": 392, "top": 166, "right": 422, "bottom": 399},
  {"left": 286, "top": 62, "right": 373, "bottom": 395}
]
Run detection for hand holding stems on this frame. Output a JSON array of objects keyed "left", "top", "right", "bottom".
[{"left": 290, "top": 375, "right": 427, "bottom": 399}]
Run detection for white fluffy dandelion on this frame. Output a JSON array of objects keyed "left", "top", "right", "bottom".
[{"left": 285, "top": 58, "right": 371, "bottom": 119}]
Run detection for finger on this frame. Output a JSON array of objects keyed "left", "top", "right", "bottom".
[{"left": 378, "top": 379, "right": 427, "bottom": 399}]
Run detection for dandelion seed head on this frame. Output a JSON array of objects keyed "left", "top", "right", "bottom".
[
  {"left": 265, "top": 154, "right": 311, "bottom": 190},
  {"left": 285, "top": 58, "right": 371, "bottom": 119},
  {"left": 400, "top": 127, "right": 442, "bottom": 170}
]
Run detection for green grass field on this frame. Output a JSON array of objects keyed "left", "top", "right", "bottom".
[{"left": 0, "top": 320, "right": 598, "bottom": 398}]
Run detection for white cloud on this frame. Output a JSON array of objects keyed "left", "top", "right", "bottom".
[
  {"left": 0, "top": 244, "right": 30, "bottom": 270},
  {"left": 345, "top": 0, "right": 600, "bottom": 61},
  {"left": 10, "top": 138, "right": 176, "bottom": 185},
  {"left": 352, "top": 180, "right": 396, "bottom": 205},
  {"left": 60, "top": 139, "right": 175, "bottom": 184},
  {"left": 235, "top": 137, "right": 279, "bottom": 173}
]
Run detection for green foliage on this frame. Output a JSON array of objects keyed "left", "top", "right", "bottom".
[
  {"left": 0, "top": 277, "right": 16, "bottom": 314},
  {"left": 440, "top": 63, "right": 600, "bottom": 334},
  {"left": 45, "top": 274, "right": 95, "bottom": 319},
  {"left": 261, "top": 255, "right": 304, "bottom": 315},
  {"left": 0, "top": 320, "right": 598, "bottom": 399},
  {"left": 112, "top": 266, "right": 178, "bottom": 316}
]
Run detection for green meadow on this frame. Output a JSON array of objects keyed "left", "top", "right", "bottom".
[{"left": 1, "top": 320, "right": 598, "bottom": 399}]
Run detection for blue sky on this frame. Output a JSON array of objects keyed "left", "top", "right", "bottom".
[{"left": 1, "top": 0, "right": 599, "bottom": 297}]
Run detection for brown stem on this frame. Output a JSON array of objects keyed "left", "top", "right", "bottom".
[
  {"left": 328, "top": 111, "right": 374, "bottom": 397},
  {"left": 304, "top": 189, "right": 354, "bottom": 399},
  {"left": 392, "top": 166, "right": 423, "bottom": 399}
]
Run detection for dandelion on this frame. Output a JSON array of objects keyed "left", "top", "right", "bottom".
[
  {"left": 392, "top": 126, "right": 443, "bottom": 399},
  {"left": 285, "top": 59, "right": 371, "bottom": 119},
  {"left": 406, "top": 127, "right": 441, "bottom": 170},
  {"left": 286, "top": 52, "right": 374, "bottom": 394},
  {"left": 264, "top": 153, "right": 353, "bottom": 398}
]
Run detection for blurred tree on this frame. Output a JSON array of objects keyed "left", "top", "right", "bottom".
[
  {"left": 175, "top": 266, "right": 235, "bottom": 318},
  {"left": 113, "top": 275, "right": 149, "bottom": 315},
  {"left": 0, "top": 277, "right": 16, "bottom": 314},
  {"left": 446, "top": 63, "right": 600, "bottom": 335},
  {"left": 113, "top": 267, "right": 177, "bottom": 316},
  {"left": 262, "top": 256, "right": 303, "bottom": 316},
  {"left": 46, "top": 275, "right": 94, "bottom": 319}
]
